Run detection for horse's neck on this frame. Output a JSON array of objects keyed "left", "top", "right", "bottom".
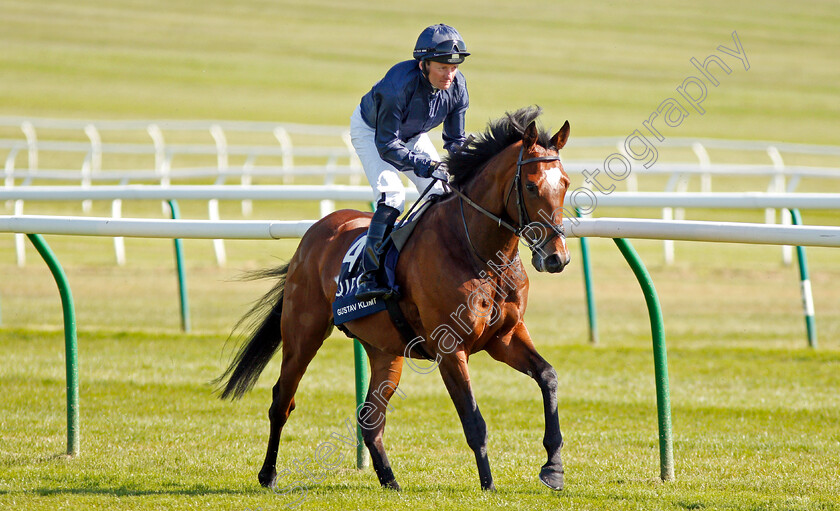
[{"left": 438, "top": 160, "right": 521, "bottom": 272}]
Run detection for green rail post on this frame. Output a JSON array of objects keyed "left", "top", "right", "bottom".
[
  {"left": 353, "top": 339, "right": 369, "bottom": 468},
  {"left": 576, "top": 210, "right": 598, "bottom": 344},
  {"left": 788, "top": 209, "right": 817, "bottom": 348},
  {"left": 167, "top": 200, "right": 191, "bottom": 332},
  {"left": 613, "top": 238, "right": 674, "bottom": 482},
  {"left": 27, "top": 234, "right": 79, "bottom": 456},
  {"left": 351, "top": 199, "right": 377, "bottom": 469}
]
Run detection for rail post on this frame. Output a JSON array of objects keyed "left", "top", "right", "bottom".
[
  {"left": 209, "top": 125, "right": 228, "bottom": 267},
  {"left": 613, "top": 238, "right": 674, "bottom": 481},
  {"left": 788, "top": 209, "right": 817, "bottom": 348},
  {"left": 167, "top": 200, "right": 191, "bottom": 332},
  {"left": 351, "top": 201, "right": 376, "bottom": 469},
  {"left": 27, "top": 233, "right": 79, "bottom": 456},
  {"left": 353, "top": 339, "right": 369, "bottom": 469},
  {"left": 576, "top": 209, "right": 598, "bottom": 344}
]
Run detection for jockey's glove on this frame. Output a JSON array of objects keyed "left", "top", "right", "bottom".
[{"left": 430, "top": 161, "right": 450, "bottom": 182}]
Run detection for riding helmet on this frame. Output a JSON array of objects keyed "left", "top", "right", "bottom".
[{"left": 413, "top": 24, "right": 470, "bottom": 64}]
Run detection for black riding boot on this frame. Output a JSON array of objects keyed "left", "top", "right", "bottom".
[{"left": 355, "top": 204, "right": 400, "bottom": 301}]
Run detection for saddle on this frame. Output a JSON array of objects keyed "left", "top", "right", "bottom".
[{"left": 332, "top": 200, "right": 436, "bottom": 359}]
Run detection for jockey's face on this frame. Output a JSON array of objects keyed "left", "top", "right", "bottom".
[{"left": 422, "top": 61, "right": 459, "bottom": 90}]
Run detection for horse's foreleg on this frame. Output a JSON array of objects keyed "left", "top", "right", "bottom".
[
  {"left": 486, "top": 323, "right": 564, "bottom": 490},
  {"left": 438, "top": 350, "right": 495, "bottom": 491},
  {"left": 358, "top": 349, "right": 404, "bottom": 490}
]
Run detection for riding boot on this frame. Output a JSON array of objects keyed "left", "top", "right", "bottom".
[{"left": 355, "top": 204, "right": 400, "bottom": 301}]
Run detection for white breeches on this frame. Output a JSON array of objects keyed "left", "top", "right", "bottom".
[{"left": 350, "top": 106, "right": 445, "bottom": 212}]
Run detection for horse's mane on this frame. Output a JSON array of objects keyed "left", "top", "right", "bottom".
[{"left": 445, "top": 105, "right": 554, "bottom": 187}]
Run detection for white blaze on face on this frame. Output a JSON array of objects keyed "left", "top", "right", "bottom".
[{"left": 544, "top": 166, "right": 565, "bottom": 190}]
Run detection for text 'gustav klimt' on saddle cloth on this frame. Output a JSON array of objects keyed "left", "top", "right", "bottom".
[{"left": 332, "top": 234, "right": 400, "bottom": 325}]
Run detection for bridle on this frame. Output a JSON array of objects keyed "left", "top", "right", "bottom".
[{"left": 445, "top": 143, "right": 567, "bottom": 266}]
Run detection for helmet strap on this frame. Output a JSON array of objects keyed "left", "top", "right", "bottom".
[{"left": 420, "top": 61, "right": 440, "bottom": 92}]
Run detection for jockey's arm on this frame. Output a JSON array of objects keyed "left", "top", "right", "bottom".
[
  {"left": 373, "top": 91, "right": 434, "bottom": 178},
  {"left": 442, "top": 92, "right": 469, "bottom": 154}
]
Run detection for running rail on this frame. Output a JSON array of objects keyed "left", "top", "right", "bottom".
[{"left": 2, "top": 215, "right": 840, "bottom": 246}]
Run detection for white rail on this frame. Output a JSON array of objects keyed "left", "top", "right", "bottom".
[
  {"left": 566, "top": 218, "right": 840, "bottom": 247},
  {"left": 0, "top": 215, "right": 315, "bottom": 239},
  {"left": 4, "top": 186, "right": 838, "bottom": 266},
  {"left": 3, "top": 186, "right": 840, "bottom": 209},
  {"left": 2, "top": 215, "right": 840, "bottom": 248},
  {"left": 4, "top": 117, "right": 840, "bottom": 267}
]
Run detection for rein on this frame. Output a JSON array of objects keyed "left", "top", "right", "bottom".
[{"left": 445, "top": 144, "right": 566, "bottom": 266}]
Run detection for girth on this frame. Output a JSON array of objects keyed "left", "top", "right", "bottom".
[{"left": 335, "top": 295, "right": 434, "bottom": 361}]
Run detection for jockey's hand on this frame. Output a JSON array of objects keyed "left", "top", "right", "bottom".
[
  {"left": 431, "top": 162, "right": 450, "bottom": 182},
  {"left": 454, "top": 134, "right": 475, "bottom": 153}
]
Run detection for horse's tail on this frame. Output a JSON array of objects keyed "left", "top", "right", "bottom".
[{"left": 214, "top": 262, "right": 290, "bottom": 400}]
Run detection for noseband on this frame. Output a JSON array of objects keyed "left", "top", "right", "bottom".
[{"left": 446, "top": 144, "right": 567, "bottom": 265}]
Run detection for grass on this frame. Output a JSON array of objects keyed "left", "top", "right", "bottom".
[
  {"left": 1, "top": 222, "right": 839, "bottom": 510},
  {"left": 1, "top": 0, "right": 839, "bottom": 145},
  {"left": 1, "top": 0, "right": 840, "bottom": 509},
  {"left": 0, "top": 330, "right": 839, "bottom": 510}
]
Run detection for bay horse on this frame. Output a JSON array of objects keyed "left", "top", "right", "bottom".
[{"left": 217, "top": 106, "right": 572, "bottom": 492}]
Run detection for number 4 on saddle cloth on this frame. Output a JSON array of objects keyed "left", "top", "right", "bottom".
[
  {"left": 332, "top": 233, "right": 395, "bottom": 324},
  {"left": 331, "top": 202, "right": 436, "bottom": 360}
]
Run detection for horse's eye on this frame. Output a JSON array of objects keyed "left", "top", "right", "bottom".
[{"left": 525, "top": 182, "right": 538, "bottom": 194}]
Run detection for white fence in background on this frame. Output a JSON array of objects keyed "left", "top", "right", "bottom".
[
  {"left": 1, "top": 118, "right": 362, "bottom": 193},
  {"left": 4, "top": 117, "right": 839, "bottom": 194},
  {"left": 3, "top": 117, "right": 839, "bottom": 265}
]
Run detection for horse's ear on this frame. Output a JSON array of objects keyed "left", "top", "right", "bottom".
[
  {"left": 523, "top": 120, "right": 539, "bottom": 150},
  {"left": 550, "top": 121, "right": 571, "bottom": 150}
]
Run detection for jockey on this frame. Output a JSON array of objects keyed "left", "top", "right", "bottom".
[{"left": 350, "top": 23, "right": 470, "bottom": 300}]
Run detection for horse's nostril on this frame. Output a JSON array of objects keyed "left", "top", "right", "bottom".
[{"left": 544, "top": 253, "right": 565, "bottom": 272}]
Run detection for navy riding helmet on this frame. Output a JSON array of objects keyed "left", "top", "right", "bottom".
[{"left": 413, "top": 24, "right": 470, "bottom": 64}]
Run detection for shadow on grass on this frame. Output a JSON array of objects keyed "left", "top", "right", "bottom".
[{"left": 33, "top": 485, "right": 262, "bottom": 497}]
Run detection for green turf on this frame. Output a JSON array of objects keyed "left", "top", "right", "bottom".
[
  {"left": 1, "top": 0, "right": 839, "bottom": 145},
  {"left": 2, "top": 225, "right": 839, "bottom": 510},
  {"left": 1, "top": 328, "right": 839, "bottom": 510}
]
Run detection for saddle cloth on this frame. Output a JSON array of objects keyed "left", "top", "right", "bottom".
[
  {"left": 331, "top": 199, "right": 434, "bottom": 326},
  {"left": 331, "top": 234, "right": 395, "bottom": 325}
]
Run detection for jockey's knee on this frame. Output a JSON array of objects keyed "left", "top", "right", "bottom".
[
  {"left": 379, "top": 192, "right": 405, "bottom": 212},
  {"left": 375, "top": 173, "right": 406, "bottom": 212}
]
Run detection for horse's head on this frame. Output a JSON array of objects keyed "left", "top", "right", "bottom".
[
  {"left": 505, "top": 119, "right": 572, "bottom": 273},
  {"left": 445, "top": 106, "right": 572, "bottom": 273}
]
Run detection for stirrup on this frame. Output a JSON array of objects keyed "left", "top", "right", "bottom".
[{"left": 355, "top": 279, "right": 392, "bottom": 301}]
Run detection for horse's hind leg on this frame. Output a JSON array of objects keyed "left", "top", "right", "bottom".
[
  {"left": 357, "top": 349, "right": 405, "bottom": 490},
  {"left": 258, "top": 306, "right": 332, "bottom": 488}
]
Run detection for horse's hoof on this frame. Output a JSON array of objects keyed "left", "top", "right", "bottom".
[
  {"left": 258, "top": 468, "right": 276, "bottom": 488},
  {"left": 381, "top": 479, "right": 401, "bottom": 491},
  {"left": 482, "top": 483, "right": 497, "bottom": 492},
  {"left": 538, "top": 467, "right": 564, "bottom": 490}
]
